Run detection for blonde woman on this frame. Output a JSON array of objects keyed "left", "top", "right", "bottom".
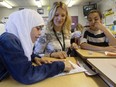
[{"left": 34, "top": 1, "right": 78, "bottom": 59}]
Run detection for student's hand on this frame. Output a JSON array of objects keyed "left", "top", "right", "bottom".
[
  {"left": 63, "top": 60, "right": 73, "bottom": 72},
  {"left": 51, "top": 51, "right": 67, "bottom": 59},
  {"left": 71, "top": 43, "right": 78, "bottom": 50},
  {"left": 94, "top": 22, "right": 106, "bottom": 31},
  {"left": 34, "top": 57, "right": 52, "bottom": 65}
]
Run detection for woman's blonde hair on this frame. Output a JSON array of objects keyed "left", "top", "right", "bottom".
[{"left": 47, "top": 1, "right": 71, "bottom": 37}]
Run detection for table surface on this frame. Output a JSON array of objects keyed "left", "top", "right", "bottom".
[
  {"left": 0, "top": 57, "right": 108, "bottom": 87},
  {"left": 76, "top": 49, "right": 116, "bottom": 59}
]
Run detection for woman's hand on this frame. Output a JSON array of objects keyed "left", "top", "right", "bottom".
[
  {"left": 51, "top": 51, "right": 67, "bottom": 59},
  {"left": 34, "top": 57, "right": 52, "bottom": 65},
  {"left": 71, "top": 43, "right": 78, "bottom": 50}
]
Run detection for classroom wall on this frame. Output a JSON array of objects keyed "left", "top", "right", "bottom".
[
  {"left": 0, "top": 0, "right": 115, "bottom": 28},
  {"left": 0, "top": 24, "right": 5, "bottom": 34},
  {"left": 98, "top": 0, "right": 116, "bottom": 27},
  {"left": 0, "top": 6, "right": 49, "bottom": 21},
  {"left": 0, "top": 6, "right": 49, "bottom": 34},
  {"left": 77, "top": 0, "right": 116, "bottom": 26},
  {"left": 98, "top": 0, "right": 115, "bottom": 12},
  {"left": 0, "top": 4, "right": 94, "bottom": 26},
  {"left": 68, "top": 5, "right": 87, "bottom": 26}
]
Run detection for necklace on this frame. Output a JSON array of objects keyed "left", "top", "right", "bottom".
[{"left": 53, "top": 28, "right": 65, "bottom": 51}]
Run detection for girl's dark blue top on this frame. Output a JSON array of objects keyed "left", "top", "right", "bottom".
[{"left": 0, "top": 32, "right": 64, "bottom": 84}]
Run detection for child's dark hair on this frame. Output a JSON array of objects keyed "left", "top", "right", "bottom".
[{"left": 87, "top": 10, "right": 102, "bottom": 19}]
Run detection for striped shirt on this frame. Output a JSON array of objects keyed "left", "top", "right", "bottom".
[{"left": 80, "top": 28, "right": 109, "bottom": 47}]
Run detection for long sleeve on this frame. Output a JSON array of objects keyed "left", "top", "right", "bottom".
[
  {"left": 34, "top": 36, "right": 48, "bottom": 57},
  {"left": 34, "top": 34, "right": 54, "bottom": 57},
  {"left": 34, "top": 31, "right": 71, "bottom": 56},
  {"left": 0, "top": 33, "right": 64, "bottom": 84}
]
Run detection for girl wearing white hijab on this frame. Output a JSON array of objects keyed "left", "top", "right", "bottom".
[
  {"left": 5, "top": 9, "right": 44, "bottom": 61},
  {"left": 0, "top": 9, "right": 72, "bottom": 84}
]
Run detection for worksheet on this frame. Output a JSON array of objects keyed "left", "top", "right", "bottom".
[{"left": 54, "top": 61, "right": 86, "bottom": 77}]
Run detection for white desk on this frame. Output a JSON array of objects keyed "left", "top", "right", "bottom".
[{"left": 87, "top": 59, "right": 116, "bottom": 86}]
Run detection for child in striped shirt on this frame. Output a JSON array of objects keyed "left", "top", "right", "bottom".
[{"left": 80, "top": 10, "right": 116, "bottom": 51}]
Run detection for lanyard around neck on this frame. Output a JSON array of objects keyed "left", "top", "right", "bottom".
[{"left": 53, "top": 28, "right": 65, "bottom": 51}]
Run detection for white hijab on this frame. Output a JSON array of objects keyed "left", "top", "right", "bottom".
[{"left": 5, "top": 9, "right": 44, "bottom": 61}]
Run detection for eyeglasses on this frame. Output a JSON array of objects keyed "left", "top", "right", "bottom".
[{"left": 35, "top": 26, "right": 43, "bottom": 31}]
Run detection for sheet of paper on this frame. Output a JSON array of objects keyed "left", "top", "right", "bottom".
[
  {"left": 105, "top": 51, "right": 116, "bottom": 56},
  {"left": 54, "top": 61, "right": 86, "bottom": 77}
]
